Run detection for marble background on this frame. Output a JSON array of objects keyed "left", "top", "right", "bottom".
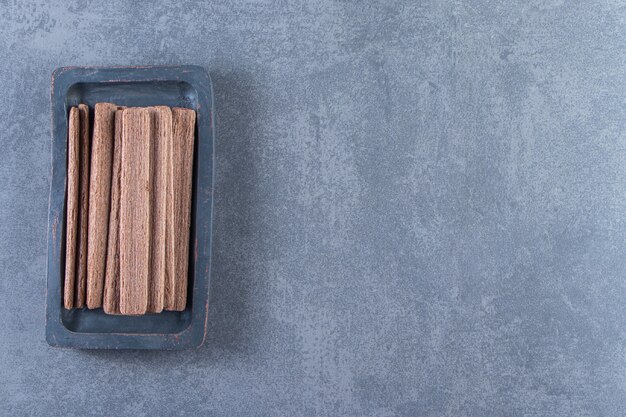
[{"left": 1, "top": 1, "right": 625, "bottom": 415}]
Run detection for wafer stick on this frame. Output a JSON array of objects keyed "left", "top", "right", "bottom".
[
  {"left": 103, "top": 109, "right": 124, "bottom": 314},
  {"left": 166, "top": 108, "right": 195, "bottom": 311},
  {"left": 64, "top": 107, "right": 80, "bottom": 309},
  {"left": 146, "top": 106, "right": 172, "bottom": 313},
  {"left": 87, "top": 103, "right": 119, "bottom": 309},
  {"left": 75, "top": 103, "right": 90, "bottom": 308},
  {"left": 119, "top": 108, "right": 152, "bottom": 315}
]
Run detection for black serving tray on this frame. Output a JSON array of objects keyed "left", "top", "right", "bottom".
[{"left": 46, "top": 66, "right": 214, "bottom": 349}]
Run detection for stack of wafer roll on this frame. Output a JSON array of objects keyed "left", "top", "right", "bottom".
[{"left": 63, "top": 103, "right": 196, "bottom": 315}]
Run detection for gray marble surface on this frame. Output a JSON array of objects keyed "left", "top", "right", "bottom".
[{"left": 1, "top": 1, "right": 625, "bottom": 415}]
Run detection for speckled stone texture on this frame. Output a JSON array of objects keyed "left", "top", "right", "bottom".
[{"left": 1, "top": 1, "right": 625, "bottom": 415}]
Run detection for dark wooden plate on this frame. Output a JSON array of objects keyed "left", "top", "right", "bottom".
[{"left": 46, "top": 66, "right": 214, "bottom": 349}]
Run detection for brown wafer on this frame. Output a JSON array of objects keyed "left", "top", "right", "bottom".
[
  {"left": 75, "top": 103, "right": 90, "bottom": 308},
  {"left": 146, "top": 106, "right": 172, "bottom": 313},
  {"left": 86, "top": 102, "right": 119, "bottom": 309},
  {"left": 119, "top": 108, "right": 152, "bottom": 315},
  {"left": 64, "top": 107, "right": 80, "bottom": 309},
  {"left": 103, "top": 109, "right": 124, "bottom": 314},
  {"left": 166, "top": 107, "right": 195, "bottom": 311}
]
